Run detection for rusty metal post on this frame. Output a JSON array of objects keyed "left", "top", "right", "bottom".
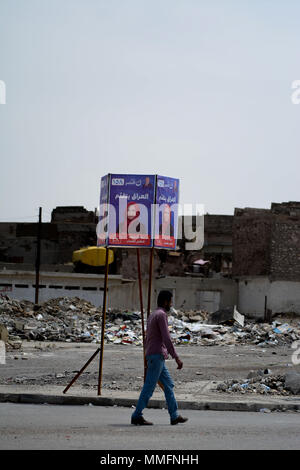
[
  {"left": 98, "top": 247, "right": 110, "bottom": 395},
  {"left": 34, "top": 207, "right": 42, "bottom": 305},
  {"left": 264, "top": 296, "right": 267, "bottom": 322},
  {"left": 63, "top": 347, "right": 100, "bottom": 394},
  {"left": 137, "top": 248, "right": 146, "bottom": 381},
  {"left": 147, "top": 247, "right": 154, "bottom": 318}
]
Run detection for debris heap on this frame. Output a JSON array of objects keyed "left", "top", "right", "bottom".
[
  {"left": 216, "top": 369, "right": 300, "bottom": 396},
  {"left": 0, "top": 295, "right": 300, "bottom": 347}
]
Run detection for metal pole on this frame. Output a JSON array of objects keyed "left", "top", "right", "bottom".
[
  {"left": 137, "top": 248, "right": 146, "bottom": 381},
  {"left": 63, "top": 347, "right": 100, "bottom": 394},
  {"left": 98, "top": 247, "right": 110, "bottom": 395},
  {"left": 264, "top": 296, "right": 267, "bottom": 323},
  {"left": 35, "top": 207, "right": 42, "bottom": 305},
  {"left": 147, "top": 247, "right": 154, "bottom": 318}
]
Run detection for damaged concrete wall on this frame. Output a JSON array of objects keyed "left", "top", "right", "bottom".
[
  {"left": 54, "top": 223, "right": 97, "bottom": 264},
  {"left": 51, "top": 206, "right": 96, "bottom": 223},
  {"left": 238, "top": 277, "right": 300, "bottom": 316},
  {"left": 0, "top": 270, "right": 237, "bottom": 312},
  {"left": 0, "top": 270, "right": 125, "bottom": 308},
  {"left": 0, "top": 221, "right": 97, "bottom": 265},
  {"left": 154, "top": 276, "right": 237, "bottom": 312}
]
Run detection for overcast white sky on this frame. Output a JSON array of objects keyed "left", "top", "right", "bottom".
[{"left": 0, "top": 0, "right": 299, "bottom": 222}]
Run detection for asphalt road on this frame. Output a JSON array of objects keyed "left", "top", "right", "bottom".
[{"left": 0, "top": 403, "right": 299, "bottom": 450}]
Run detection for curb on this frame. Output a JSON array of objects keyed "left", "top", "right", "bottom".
[{"left": 0, "top": 392, "right": 299, "bottom": 412}]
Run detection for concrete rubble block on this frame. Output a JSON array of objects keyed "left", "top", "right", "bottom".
[
  {"left": 233, "top": 306, "right": 245, "bottom": 327},
  {"left": 208, "top": 306, "right": 244, "bottom": 327},
  {"left": 14, "top": 321, "right": 25, "bottom": 332},
  {"left": 208, "top": 307, "right": 234, "bottom": 325},
  {"left": 189, "top": 315, "right": 203, "bottom": 323},
  {"left": 0, "top": 324, "right": 9, "bottom": 343},
  {"left": 284, "top": 371, "right": 300, "bottom": 395},
  {"left": 247, "top": 369, "right": 264, "bottom": 380}
]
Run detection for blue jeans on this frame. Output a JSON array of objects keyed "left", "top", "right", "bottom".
[{"left": 131, "top": 354, "right": 178, "bottom": 421}]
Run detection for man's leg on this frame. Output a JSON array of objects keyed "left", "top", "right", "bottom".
[
  {"left": 158, "top": 362, "right": 178, "bottom": 422},
  {"left": 131, "top": 354, "right": 164, "bottom": 420}
]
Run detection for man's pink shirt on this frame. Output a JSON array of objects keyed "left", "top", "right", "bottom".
[{"left": 145, "top": 307, "right": 179, "bottom": 360}]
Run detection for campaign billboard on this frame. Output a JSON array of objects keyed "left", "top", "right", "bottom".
[
  {"left": 154, "top": 175, "right": 179, "bottom": 250},
  {"left": 97, "top": 173, "right": 179, "bottom": 249},
  {"left": 107, "top": 174, "right": 156, "bottom": 247}
]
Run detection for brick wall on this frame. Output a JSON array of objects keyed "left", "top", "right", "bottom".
[
  {"left": 232, "top": 208, "right": 273, "bottom": 276},
  {"left": 233, "top": 202, "right": 300, "bottom": 281},
  {"left": 270, "top": 218, "right": 300, "bottom": 281}
]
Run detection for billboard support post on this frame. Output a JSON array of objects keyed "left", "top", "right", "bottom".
[
  {"left": 34, "top": 207, "right": 42, "bottom": 306},
  {"left": 98, "top": 247, "right": 110, "bottom": 395},
  {"left": 137, "top": 248, "right": 146, "bottom": 381},
  {"left": 147, "top": 247, "right": 154, "bottom": 319}
]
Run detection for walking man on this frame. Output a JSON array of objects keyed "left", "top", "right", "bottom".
[{"left": 131, "top": 290, "right": 188, "bottom": 426}]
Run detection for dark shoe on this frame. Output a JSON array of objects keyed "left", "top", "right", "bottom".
[
  {"left": 171, "top": 415, "right": 188, "bottom": 425},
  {"left": 131, "top": 416, "right": 153, "bottom": 426}
]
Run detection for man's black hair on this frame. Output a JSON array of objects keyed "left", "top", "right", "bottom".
[{"left": 157, "top": 290, "right": 173, "bottom": 307}]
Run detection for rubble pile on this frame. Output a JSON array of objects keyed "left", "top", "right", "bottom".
[
  {"left": 218, "top": 320, "right": 300, "bottom": 347},
  {"left": 0, "top": 295, "right": 146, "bottom": 345},
  {"left": 0, "top": 295, "right": 300, "bottom": 347},
  {"left": 216, "top": 369, "right": 300, "bottom": 396},
  {"left": 0, "top": 295, "right": 103, "bottom": 343},
  {"left": 167, "top": 313, "right": 300, "bottom": 347}
]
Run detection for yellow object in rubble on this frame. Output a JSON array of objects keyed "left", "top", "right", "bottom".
[{"left": 72, "top": 246, "right": 114, "bottom": 267}]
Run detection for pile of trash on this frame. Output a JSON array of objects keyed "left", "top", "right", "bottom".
[
  {"left": 0, "top": 295, "right": 145, "bottom": 345},
  {"left": 0, "top": 295, "right": 300, "bottom": 347},
  {"left": 168, "top": 312, "right": 300, "bottom": 347},
  {"left": 216, "top": 369, "right": 300, "bottom": 396}
]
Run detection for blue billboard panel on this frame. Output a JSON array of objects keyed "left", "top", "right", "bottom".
[
  {"left": 154, "top": 175, "right": 179, "bottom": 250},
  {"left": 108, "top": 174, "right": 155, "bottom": 247}
]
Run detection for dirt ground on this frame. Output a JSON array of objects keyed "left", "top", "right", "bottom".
[{"left": 1, "top": 340, "right": 296, "bottom": 398}]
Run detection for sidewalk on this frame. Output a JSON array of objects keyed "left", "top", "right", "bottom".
[
  {"left": 1, "top": 341, "right": 300, "bottom": 412},
  {"left": 1, "top": 384, "right": 300, "bottom": 412}
]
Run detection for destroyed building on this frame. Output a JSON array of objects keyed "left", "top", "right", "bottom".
[
  {"left": 0, "top": 207, "right": 233, "bottom": 279},
  {"left": 0, "top": 206, "right": 98, "bottom": 268},
  {"left": 1, "top": 202, "right": 300, "bottom": 316},
  {"left": 233, "top": 201, "right": 300, "bottom": 316},
  {"left": 0, "top": 207, "right": 235, "bottom": 312},
  {"left": 119, "top": 214, "right": 233, "bottom": 279}
]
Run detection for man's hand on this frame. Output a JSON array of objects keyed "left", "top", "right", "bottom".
[{"left": 175, "top": 357, "right": 183, "bottom": 370}]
